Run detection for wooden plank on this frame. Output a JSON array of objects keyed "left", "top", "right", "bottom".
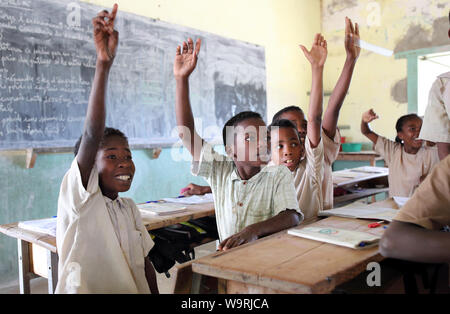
[{"left": 0, "top": 223, "right": 56, "bottom": 252}]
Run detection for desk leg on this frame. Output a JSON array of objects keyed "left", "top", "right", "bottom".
[
  {"left": 47, "top": 251, "right": 58, "bottom": 294},
  {"left": 17, "top": 240, "right": 31, "bottom": 294},
  {"left": 191, "top": 273, "right": 202, "bottom": 294}
]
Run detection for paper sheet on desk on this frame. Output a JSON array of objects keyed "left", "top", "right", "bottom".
[
  {"left": 137, "top": 202, "right": 188, "bottom": 216},
  {"left": 318, "top": 202, "right": 398, "bottom": 222},
  {"left": 162, "top": 193, "right": 214, "bottom": 205},
  {"left": 393, "top": 196, "right": 410, "bottom": 208},
  {"left": 18, "top": 217, "right": 57, "bottom": 237}
]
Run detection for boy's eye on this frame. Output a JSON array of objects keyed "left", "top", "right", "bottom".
[
  {"left": 107, "top": 155, "right": 116, "bottom": 159},
  {"left": 291, "top": 143, "right": 298, "bottom": 147},
  {"left": 126, "top": 155, "right": 132, "bottom": 160},
  {"left": 277, "top": 145, "right": 283, "bottom": 149}
]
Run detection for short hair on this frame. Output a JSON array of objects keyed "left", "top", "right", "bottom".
[
  {"left": 272, "top": 106, "right": 304, "bottom": 123},
  {"left": 73, "top": 127, "right": 128, "bottom": 156},
  {"left": 268, "top": 119, "right": 301, "bottom": 142},
  {"left": 222, "top": 111, "right": 263, "bottom": 146},
  {"left": 394, "top": 114, "right": 420, "bottom": 144}
]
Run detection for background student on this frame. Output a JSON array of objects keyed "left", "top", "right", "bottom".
[
  {"left": 174, "top": 37, "right": 302, "bottom": 251},
  {"left": 379, "top": 155, "right": 450, "bottom": 263},
  {"left": 56, "top": 4, "right": 158, "bottom": 294},
  {"left": 268, "top": 33, "right": 327, "bottom": 221},
  {"left": 270, "top": 17, "right": 360, "bottom": 210},
  {"left": 360, "top": 109, "right": 439, "bottom": 197}
]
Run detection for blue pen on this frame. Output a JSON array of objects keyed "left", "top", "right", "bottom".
[{"left": 177, "top": 195, "right": 185, "bottom": 198}]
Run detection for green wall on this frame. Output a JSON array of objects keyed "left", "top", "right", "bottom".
[{"left": 0, "top": 147, "right": 208, "bottom": 286}]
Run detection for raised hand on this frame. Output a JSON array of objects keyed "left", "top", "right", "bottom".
[
  {"left": 362, "top": 109, "right": 379, "bottom": 123},
  {"left": 174, "top": 38, "right": 201, "bottom": 79},
  {"left": 92, "top": 3, "right": 119, "bottom": 65},
  {"left": 345, "top": 17, "right": 360, "bottom": 61},
  {"left": 300, "top": 33, "right": 327, "bottom": 68}
]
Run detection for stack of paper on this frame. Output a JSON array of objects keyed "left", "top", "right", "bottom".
[
  {"left": 137, "top": 202, "right": 188, "bottom": 217},
  {"left": 318, "top": 202, "right": 398, "bottom": 222},
  {"left": 288, "top": 226, "right": 380, "bottom": 249},
  {"left": 162, "top": 193, "right": 214, "bottom": 205},
  {"left": 18, "top": 218, "right": 57, "bottom": 237}
]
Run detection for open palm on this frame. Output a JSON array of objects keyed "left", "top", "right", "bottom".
[
  {"left": 174, "top": 38, "right": 201, "bottom": 78},
  {"left": 345, "top": 17, "right": 360, "bottom": 60},
  {"left": 300, "top": 34, "right": 327, "bottom": 67},
  {"left": 92, "top": 4, "right": 119, "bottom": 64}
]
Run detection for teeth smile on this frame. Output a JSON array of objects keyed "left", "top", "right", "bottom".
[
  {"left": 117, "top": 175, "right": 131, "bottom": 181},
  {"left": 285, "top": 160, "right": 293, "bottom": 163}
]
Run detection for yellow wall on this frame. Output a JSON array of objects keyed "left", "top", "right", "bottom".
[
  {"left": 82, "top": 0, "right": 321, "bottom": 123},
  {"left": 322, "top": 0, "right": 450, "bottom": 142}
]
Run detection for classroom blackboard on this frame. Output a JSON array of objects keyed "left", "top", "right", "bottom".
[{"left": 0, "top": 0, "right": 266, "bottom": 150}]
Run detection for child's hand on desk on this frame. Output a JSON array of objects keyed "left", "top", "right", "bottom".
[
  {"left": 300, "top": 33, "right": 328, "bottom": 68},
  {"left": 345, "top": 17, "right": 360, "bottom": 61},
  {"left": 173, "top": 37, "right": 201, "bottom": 79},
  {"left": 92, "top": 3, "right": 119, "bottom": 66},
  {"left": 181, "top": 183, "right": 210, "bottom": 196},
  {"left": 218, "top": 226, "right": 258, "bottom": 251},
  {"left": 362, "top": 109, "right": 379, "bottom": 123}
]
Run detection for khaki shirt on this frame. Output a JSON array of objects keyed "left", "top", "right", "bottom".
[
  {"left": 374, "top": 136, "right": 439, "bottom": 197},
  {"left": 192, "top": 143, "right": 302, "bottom": 241},
  {"left": 394, "top": 155, "right": 450, "bottom": 230},
  {"left": 419, "top": 71, "right": 450, "bottom": 143},
  {"left": 56, "top": 159, "right": 153, "bottom": 294}
]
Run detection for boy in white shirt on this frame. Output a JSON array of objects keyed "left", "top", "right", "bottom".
[
  {"left": 269, "top": 33, "right": 327, "bottom": 221},
  {"left": 56, "top": 4, "right": 158, "bottom": 294}
]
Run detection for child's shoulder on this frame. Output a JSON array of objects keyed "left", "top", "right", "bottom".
[{"left": 261, "top": 164, "right": 292, "bottom": 176}]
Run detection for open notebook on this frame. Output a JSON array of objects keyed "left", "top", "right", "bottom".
[
  {"left": 318, "top": 202, "right": 398, "bottom": 222},
  {"left": 288, "top": 226, "right": 380, "bottom": 249}
]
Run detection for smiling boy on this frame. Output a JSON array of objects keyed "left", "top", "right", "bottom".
[{"left": 174, "top": 37, "right": 302, "bottom": 251}]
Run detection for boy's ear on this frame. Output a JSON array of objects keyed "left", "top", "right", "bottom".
[{"left": 225, "top": 144, "right": 234, "bottom": 158}]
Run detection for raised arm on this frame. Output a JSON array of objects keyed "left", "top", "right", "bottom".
[
  {"left": 174, "top": 38, "right": 204, "bottom": 161},
  {"left": 360, "top": 109, "right": 379, "bottom": 144},
  {"left": 300, "top": 34, "right": 328, "bottom": 148},
  {"left": 77, "top": 4, "right": 119, "bottom": 188},
  {"left": 322, "top": 17, "right": 360, "bottom": 139}
]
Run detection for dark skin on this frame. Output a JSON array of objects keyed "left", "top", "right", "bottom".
[
  {"left": 77, "top": 4, "right": 158, "bottom": 294},
  {"left": 174, "top": 37, "right": 300, "bottom": 251},
  {"left": 361, "top": 109, "right": 423, "bottom": 154},
  {"left": 181, "top": 17, "right": 360, "bottom": 194},
  {"left": 270, "top": 127, "right": 303, "bottom": 172},
  {"left": 379, "top": 220, "right": 450, "bottom": 263}
]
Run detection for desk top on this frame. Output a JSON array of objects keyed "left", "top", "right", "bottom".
[
  {"left": 0, "top": 202, "right": 215, "bottom": 253},
  {"left": 333, "top": 166, "right": 389, "bottom": 187},
  {"left": 191, "top": 199, "right": 396, "bottom": 294}
]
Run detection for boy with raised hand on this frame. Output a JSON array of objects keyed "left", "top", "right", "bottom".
[
  {"left": 174, "top": 38, "right": 302, "bottom": 251},
  {"left": 268, "top": 33, "right": 327, "bottom": 221},
  {"left": 56, "top": 4, "right": 158, "bottom": 294},
  {"left": 271, "top": 17, "right": 360, "bottom": 210}
]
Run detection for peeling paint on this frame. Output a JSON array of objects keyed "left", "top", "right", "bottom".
[{"left": 391, "top": 78, "right": 408, "bottom": 103}]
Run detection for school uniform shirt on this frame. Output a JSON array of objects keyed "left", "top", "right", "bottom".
[
  {"left": 192, "top": 143, "right": 302, "bottom": 242},
  {"left": 394, "top": 155, "right": 450, "bottom": 230},
  {"left": 419, "top": 71, "right": 450, "bottom": 144},
  {"left": 268, "top": 137, "right": 324, "bottom": 222},
  {"left": 56, "top": 158, "right": 153, "bottom": 294},
  {"left": 374, "top": 136, "right": 439, "bottom": 197},
  {"left": 322, "top": 128, "right": 341, "bottom": 210}
]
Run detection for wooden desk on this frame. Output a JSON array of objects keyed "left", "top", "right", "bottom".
[
  {"left": 0, "top": 201, "right": 215, "bottom": 294},
  {"left": 191, "top": 200, "right": 395, "bottom": 294},
  {"left": 333, "top": 166, "right": 389, "bottom": 206},
  {"left": 336, "top": 151, "right": 384, "bottom": 167}
]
